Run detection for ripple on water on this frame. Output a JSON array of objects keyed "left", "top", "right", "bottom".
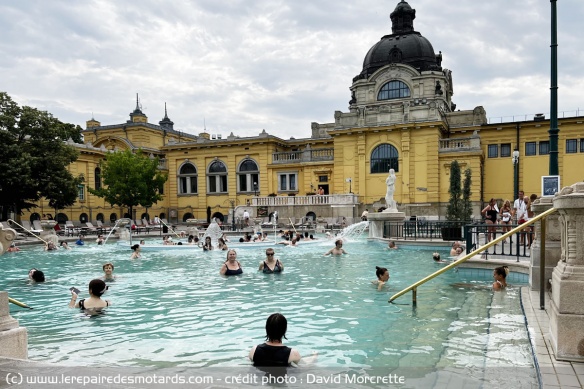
[{"left": 0, "top": 237, "right": 537, "bottom": 385}]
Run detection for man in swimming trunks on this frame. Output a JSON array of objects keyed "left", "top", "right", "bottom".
[{"left": 324, "top": 239, "right": 347, "bottom": 255}]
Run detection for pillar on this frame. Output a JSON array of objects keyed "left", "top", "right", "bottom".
[
  {"left": 529, "top": 197, "right": 561, "bottom": 290},
  {"left": 549, "top": 182, "right": 584, "bottom": 361}
]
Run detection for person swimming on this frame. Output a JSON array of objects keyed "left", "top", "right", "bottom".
[
  {"left": 372, "top": 266, "right": 389, "bottom": 291},
  {"left": 492, "top": 266, "right": 509, "bottom": 291},
  {"left": 259, "top": 248, "right": 283, "bottom": 273}
]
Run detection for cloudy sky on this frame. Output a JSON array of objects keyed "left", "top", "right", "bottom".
[{"left": 1, "top": 0, "right": 583, "bottom": 139}]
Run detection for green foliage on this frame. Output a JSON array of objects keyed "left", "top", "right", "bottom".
[
  {"left": 446, "top": 161, "right": 473, "bottom": 221},
  {"left": 462, "top": 168, "right": 473, "bottom": 221},
  {"left": 0, "top": 92, "right": 82, "bottom": 213},
  {"left": 89, "top": 149, "right": 167, "bottom": 218},
  {"left": 446, "top": 160, "right": 462, "bottom": 221}
]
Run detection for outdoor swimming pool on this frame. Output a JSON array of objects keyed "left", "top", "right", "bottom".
[{"left": 1, "top": 237, "right": 538, "bottom": 386}]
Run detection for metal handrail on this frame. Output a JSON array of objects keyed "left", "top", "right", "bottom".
[
  {"left": 388, "top": 207, "right": 557, "bottom": 304},
  {"left": 7, "top": 219, "right": 48, "bottom": 244}
]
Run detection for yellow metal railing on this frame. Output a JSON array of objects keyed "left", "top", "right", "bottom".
[{"left": 388, "top": 207, "right": 557, "bottom": 304}]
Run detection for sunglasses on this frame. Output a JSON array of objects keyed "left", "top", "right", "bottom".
[{"left": 266, "top": 253, "right": 274, "bottom": 256}]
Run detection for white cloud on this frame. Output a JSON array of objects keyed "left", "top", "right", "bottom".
[{"left": 1, "top": 0, "right": 582, "bottom": 138}]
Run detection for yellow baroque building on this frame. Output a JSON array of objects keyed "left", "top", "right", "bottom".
[{"left": 23, "top": 0, "right": 584, "bottom": 227}]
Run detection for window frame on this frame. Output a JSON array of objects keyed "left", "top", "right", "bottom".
[
  {"left": 237, "top": 159, "right": 260, "bottom": 194},
  {"left": 487, "top": 144, "right": 499, "bottom": 158},
  {"left": 377, "top": 80, "right": 411, "bottom": 101},
  {"left": 94, "top": 167, "right": 101, "bottom": 190},
  {"left": 370, "top": 144, "right": 400, "bottom": 174},
  {"left": 77, "top": 184, "right": 85, "bottom": 201},
  {"left": 207, "top": 160, "right": 228, "bottom": 194},
  {"left": 525, "top": 142, "right": 536, "bottom": 156},
  {"left": 500, "top": 143, "right": 511, "bottom": 158},
  {"left": 177, "top": 162, "right": 198, "bottom": 195},
  {"left": 277, "top": 172, "right": 298, "bottom": 193},
  {"left": 566, "top": 139, "right": 577, "bottom": 154},
  {"left": 539, "top": 141, "right": 550, "bottom": 155}
]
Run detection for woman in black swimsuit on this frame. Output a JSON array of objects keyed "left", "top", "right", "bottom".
[
  {"left": 220, "top": 249, "right": 243, "bottom": 276},
  {"left": 481, "top": 198, "right": 499, "bottom": 242},
  {"left": 258, "top": 248, "right": 284, "bottom": 273},
  {"left": 68, "top": 279, "right": 111, "bottom": 311}
]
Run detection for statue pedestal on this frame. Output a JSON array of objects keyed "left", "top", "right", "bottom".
[
  {"left": 0, "top": 292, "right": 28, "bottom": 359},
  {"left": 548, "top": 183, "right": 584, "bottom": 362},
  {"left": 185, "top": 219, "right": 200, "bottom": 237},
  {"left": 316, "top": 218, "right": 327, "bottom": 233},
  {"left": 367, "top": 211, "right": 405, "bottom": 240},
  {"left": 530, "top": 198, "right": 561, "bottom": 291}
]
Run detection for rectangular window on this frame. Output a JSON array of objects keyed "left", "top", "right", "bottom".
[
  {"left": 580, "top": 139, "right": 584, "bottom": 153},
  {"left": 238, "top": 174, "right": 259, "bottom": 193},
  {"left": 190, "top": 177, "right": 197, "bottom": 193},
  {"left": 525, "top": 142, "right": 536, "bottom": 156},
  {"left": 487, "top": 144, "right": 498, "bottom": 158},
  {"left": 77, "top": 184, "right": 85, "bottom": 201},
  {"left": 500, "top": 143, "right": 511, "bottom": 158},
  {"left": 539, "top": 141, "right": 550, "bottom": 155},
  {"left": 566, "top": 139, "right": 577, "bottom": 153},
  {"left": 319, "top": 175, "right": 328, "bottom": 183},
  {"left": 208, "top": 176, "right": 227, "bottom": 193},
  {"left": 278, "top": 173, "right": 297, "bottom": 192},
  {"left": 239, "top": 175, "right": 248, "bottom": 192}
]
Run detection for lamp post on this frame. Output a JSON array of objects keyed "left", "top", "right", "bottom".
[
  {"left": 512, "top": 149, "right": 520, "bottom": 202},
  {"left": 346, "top": 178, "right": 352, "bottom": 194},
  {"left": 229, "top": 199, "right": 236, "bottom": 231},
  {"left": 253, "top": 182, "right": 258, "bottom": 197}
]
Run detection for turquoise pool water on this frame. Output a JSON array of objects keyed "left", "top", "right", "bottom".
[{"left": 1, "top": 237, "right": 537, "bottom": 385}]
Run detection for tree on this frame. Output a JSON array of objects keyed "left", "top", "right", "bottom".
[
  {"left": 446, "top": 160, "right": 462, "bottom": 221},
  {"left": 89, "top": 149, "right": 167, "bottom": 220},
  {"left": 461, "top": 167, "right": 473, "bottom": 222},
  {"left": 0, "top": 92, "right": 82, "bottom": 217}
]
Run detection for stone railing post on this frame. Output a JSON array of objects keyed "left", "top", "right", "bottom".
[
  {"left": 0, "top": 224, "right": 29, "bottom": 359},
  {"left": 530, "top": 197, "right": 561, "bottom": 290},
  {"left": 549, "top": 182, "right": 584, "bottom": 362}
]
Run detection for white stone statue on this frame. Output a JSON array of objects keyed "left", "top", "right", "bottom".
[{"left": 385, "top": 169, "right": 397, "bottom": 211}]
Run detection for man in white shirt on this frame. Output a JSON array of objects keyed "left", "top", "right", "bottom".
[
  {"left": 243, "top": 210, "right": 250, "bottom": 226},
  {"left": 513, "top": 190, "right": 526, "bottom": 223},
  {"left": 361, "top": 209, "right": 369, "bottom": 221}
]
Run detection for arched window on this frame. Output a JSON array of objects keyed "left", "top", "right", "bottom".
[
  {"left": 370, "top": 144, "right": 399, "bottom": 173},
  {"left": 178, "top": 162, "right": 198, "bottom": 195},
  {"left": 109, "top": 213, "right": 117, "bottom": 223},
  {"left": 207, "top": 160, "right": 228, "bottom": 193},
  {"left": 182, "top": 213, "right": 194, "bottom": 222},
  {"left": 377, "top": 81, "right": 410, "bottom": 101},
  {"left": 94, "top": 167, "right": 101, "bottom": 190},
  {"left": 237, "top": 159, "right": 259, "bottom": 194},
  {"left": 96, "top": 213, "right": 104, "bottom": 222}
]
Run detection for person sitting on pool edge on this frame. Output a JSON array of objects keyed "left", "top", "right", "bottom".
[
  {"left": 249, "top": 313, "right": 317, "bottom": 366},
  {"left": 372, "top": 266, "right": 389, "bottom": 291},
  {"left": 28, "top": 268, "right": 45, "bottom": 283},
  {"left": 69, "top": 279, "right": 111, "bottom": 311},
  {"left": 259, "top": 248, "right": 283, "bottom": 273},
  {"left": 324, "top": 239, "right": 347, "bottom": 255},
  {"left": 492, "top": 266, "right": 509, "bottom": 291},
  {"left": 220, "top": 249, "right": 243, "bottom": 276}
]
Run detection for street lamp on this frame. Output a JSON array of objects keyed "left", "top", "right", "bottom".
[
  {"left": 253, "top": 182, "right": 258, "bottom": 197},
  {"left": 512, "top": 149, "right": 520, "bottom": 201},
  {"left": 229, "top": 199, "right": 236, "bottom": 231},
  {"left": 346, "top": 177, "right": 352, "bottom": 194}
]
